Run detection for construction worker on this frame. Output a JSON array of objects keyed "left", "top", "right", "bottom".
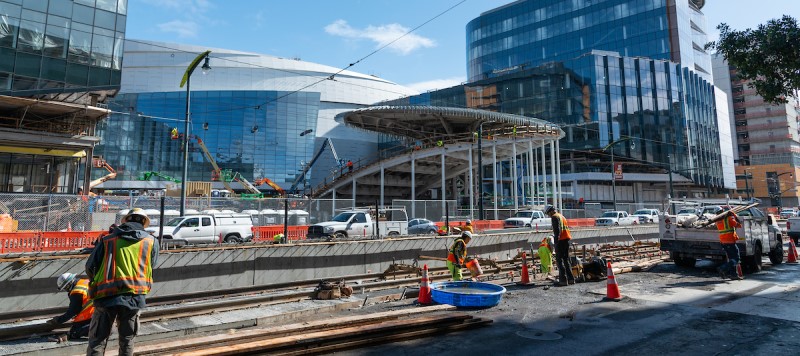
[
  {"left": 447, "top": 231, "right": 472, "bottom": 281},
  {"left": 273, "top": 233, "right": 284, "bottom": 244},
  {"left": 545, "top": 205, "right": 575, "bottom": 286},
  {"left": 346, "top": 160, "right": 353, "bottom": 173},
  {"left": 461, "top": 220, "right": 474, "bottom": 233},
  {"left": 538, "top": 236, "right": 554, "bottom": 280},
  {"left": 716, "top": 208, "right": 743, "bottom": 280},
  {"left": 85, "top": 208, "right": 159, "bottom": 356},
  {"left": 170, "top": 127, "right": 178, "bottom": 139},
  {"left": 436, "top": 140, "right": 444, "bottom": 147},
  {"left": 46, "top": 273, "right": 94, "bottom": 340}
]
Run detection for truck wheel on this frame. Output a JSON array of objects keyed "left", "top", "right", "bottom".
[
  {"left": 334, "top": 231, "right": 347, "bottom": 239},
  {"left": 746, "top": 243, "right": 763, "bottom": 273},
  {"left": 223, "top": 234, "right": 242, "bottom": 243},
  {"left": 388, "top": 231, "right": 400, "bottom": 237},
  {"left": 769, "top": 238, "right": 784, "bottom": 265},
  {"left": 670, "top": 251, "right": 696, "bottom": 268}
]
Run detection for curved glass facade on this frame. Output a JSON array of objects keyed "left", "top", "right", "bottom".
[
  {"left": 90, "top": 40, "right": 417, "bottom": 193},
  {"left": 96, "top": 91, "right": 319, "bottom": 188},
  {"left": 0, "top": 0, "right": 126, "bottom": 96}
]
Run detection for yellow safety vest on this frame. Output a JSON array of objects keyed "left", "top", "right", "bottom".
[{"left": 90, "top": 235, "right": 155, "bottom": 299}]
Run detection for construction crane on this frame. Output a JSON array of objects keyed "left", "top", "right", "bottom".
[
  {"left": 88, "top": 157, "right": 116, "bottom": 194},
  {"left": 254, "top": 177, "right": 285, "bottom": 196},
  {"left": 289, "top": 138, "right": 342, "bottom": 193},
  {"left": 138, "top": 171, "right": 182, "bottom": 183},
  {"left": 191, "top": 136, "right": 236, "bottom": 196}
]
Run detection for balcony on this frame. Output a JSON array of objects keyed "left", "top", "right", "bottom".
[{"left": 737, "top": 110, "right": 787, "bottom": 120}]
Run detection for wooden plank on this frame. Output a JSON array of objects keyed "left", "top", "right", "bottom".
[
  {"left": 273, "top": 318, "right": 493, "bottom": 356},
  {"left": 169, "top": 314, "right": 470, "bottom": 356},
  {"left": 135, "top": 305, "right": 455, "bottom": 355}
]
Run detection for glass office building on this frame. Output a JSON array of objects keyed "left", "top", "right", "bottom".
[
  {"left": 467, "top": 0, "right": 712, "bottom": 83},
  {"left": 386, "top": 0, "right": 731, "bottom": 204},
  {"left": 0, "top": 0, "right": 126, "bottom": 99},
  {"left": 92, "top": 40, "right": 417, "bottom": 193}
]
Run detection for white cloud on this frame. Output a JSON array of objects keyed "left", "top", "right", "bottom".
[
  {"left": 157, "top": 20, "right": 199, "bottom": 38},
  {"left": 405, "top": 77, "right": 465, "bottom": 93},
  {"left": 325, "top": 20, "right": 436, "bottom": 55}
]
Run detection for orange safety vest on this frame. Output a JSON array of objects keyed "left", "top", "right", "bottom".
[
  {"left": 70, "top": 279, "right": 95, "bottom": 323},
  {"left": 716, "top": 214, "right": 741, "bottom": 244},
  {"left": 90, "top": 235, "right": 155, "bottom": 299},
  {"left": 554, "top": 213, "right": 572, "bottom": 240},
  {"left": 447, "top": 239, "right": 467, "bottom": 265}
]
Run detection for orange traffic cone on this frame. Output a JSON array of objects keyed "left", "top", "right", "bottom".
[
  {"left": 67, "top": 222, "right": 72, "bottom": 232},
  {"left": 603, "top": 261, "right": 623, "bottom": 301},
  {"left": 417, "top": 264, "right": 433, "bottom": 305},
  {"left": 735, "top": 264, "right": 744, "bottom": 279},
  {"left": 788, "top": 239, "right": 799, "bottom": 264},
  {"left": 517, "top": 252, "right": 534, "bottom": 286}
]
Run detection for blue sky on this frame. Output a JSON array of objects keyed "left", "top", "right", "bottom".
[{"left": 126, "top": 0, "right": 799, "bottom": 93}]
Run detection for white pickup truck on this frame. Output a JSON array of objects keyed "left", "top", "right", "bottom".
[
  {"left": 595, "top": 211, "right": 638, "bottom": 226},
  {"left": 660, "top": 204, "right": 784, "bottom": 272},
  {"left": 306, "top": 207, "right": 409, "bottom": 239},
  {"left": 631, "top": 209, "right": 660, "bottom": 223},
  {"left": 148, "top": 214, "right": 254, "bottom": 245},
  {"left": 504, "top": 210, "right": 550, "bottom": 229}
]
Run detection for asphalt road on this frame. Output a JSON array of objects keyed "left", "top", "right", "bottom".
[{"left": 348, "top": 256, "right": 800, "bottom": 355}]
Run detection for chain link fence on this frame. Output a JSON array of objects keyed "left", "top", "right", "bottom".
[{"left": 0, "top": 193, "right": 356, "bottom": 231}]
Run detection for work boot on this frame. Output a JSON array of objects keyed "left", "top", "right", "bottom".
[
  {"left": 554, "top": 280, "right": 568, "bottom": 287},
  {"left": 716, "top": 267, "right": 728, "bottom": 280},
  {"left": 567, "top": 279, "right": 576, "bottom": 285}
]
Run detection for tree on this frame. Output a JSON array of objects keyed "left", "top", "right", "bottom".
[{"left": 706, "top": 15, "right": 800, "bottom": 104}]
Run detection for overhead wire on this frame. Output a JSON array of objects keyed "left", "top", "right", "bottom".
[{"left": 121, "top": 0, "right": 467, "bottom": 117}]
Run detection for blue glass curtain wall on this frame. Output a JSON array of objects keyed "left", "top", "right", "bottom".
[
  {"left": 0, "top": 0, "right": 126, "bottom": 94},
  {"left": 466, "top": 0, "right": 672, "bottom": 82},
  {"left": 94, "top": 91, "right": 320, "bottom": 189}
]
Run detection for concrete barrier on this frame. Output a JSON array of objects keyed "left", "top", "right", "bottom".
[{"left": 0, "top": 226, "right": 658, "bottom": 312}]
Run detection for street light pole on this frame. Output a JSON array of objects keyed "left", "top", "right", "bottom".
[
  {"left": 178, "top": 50, "right": 211, "bottom": 216},
  {"left": 602, "top": 137, "right": 632, "bottom": 211},
  {"left": 477, "top": 122, "right": 484, "bottom": 220}
]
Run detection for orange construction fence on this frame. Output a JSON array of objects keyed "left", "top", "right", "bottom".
[
  {"left": 0, "top": 231, "right": 105, "bottom": 254},
  {"left": 251, "top": 225, "right": 309, "bottom": 242}
]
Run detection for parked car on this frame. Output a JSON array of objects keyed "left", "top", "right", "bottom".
[
  {"left": 779, "top": 208, "right": 796, "bottom": 219},
  {"left": 595, "top": 211, "right": 638, "bottom": 226},
  {"left": 631, "top": 209, "right": 660, "bottom": 224},
  {"left": 147, "top": 214, "right": 254, "bottom": 245},
  {"left": 408, "top": 218, "right": 439, "bottom": 235},
  {"left": 504, "top": 210, "right": 550, "bottom": 229}
]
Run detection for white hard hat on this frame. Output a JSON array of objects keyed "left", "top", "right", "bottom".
[
  {"left": 57, "top": 272, "right": 77, "bottom": 291},
  {"left": 461, "top": 231, "right": 473, "bottom": 239},
  {"left": 122, "top": 208, "right": 151, "bottom": 228},
  {"left": 466, "top": 219, "right": 472, "bottom": 224}
]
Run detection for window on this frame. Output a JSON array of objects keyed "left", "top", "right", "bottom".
[
  {"left": 202, "top": 217, "right": 211, "bottom": 226},
  {"left": 183, "top": 218, "right": 199, "bottom": 228},
  {"left": 353, "top": 213, "right": 367, "bottom": 223}
]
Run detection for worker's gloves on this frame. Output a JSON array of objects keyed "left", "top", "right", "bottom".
[{"left": 46, "top": 317, "right": 60, "bottom": 325}]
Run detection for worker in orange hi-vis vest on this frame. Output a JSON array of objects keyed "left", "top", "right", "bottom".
[
  {"left": 716, "top": 208, "right": 743, "bottom": 280},
  {"left": 546, "top": 205, "right": 574, "bottom": 286},
  {"left": 47, "top": 273, "right": 95, "bottom": 340}
]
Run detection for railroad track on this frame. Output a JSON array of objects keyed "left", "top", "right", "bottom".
[
  {"left": 0, "top": 241, "right": 665, "bottom": 342},
  {"left": 133, "top": 305, "right": 490, "bottom": 356}
]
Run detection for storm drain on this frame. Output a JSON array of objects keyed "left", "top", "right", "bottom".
[{"left": 516, "top": 330, "right": 563, "bottom": 341}]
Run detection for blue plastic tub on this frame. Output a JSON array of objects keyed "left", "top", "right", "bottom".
[{"left": 430, "top": 281, "right": 507, "bottom": 308}]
